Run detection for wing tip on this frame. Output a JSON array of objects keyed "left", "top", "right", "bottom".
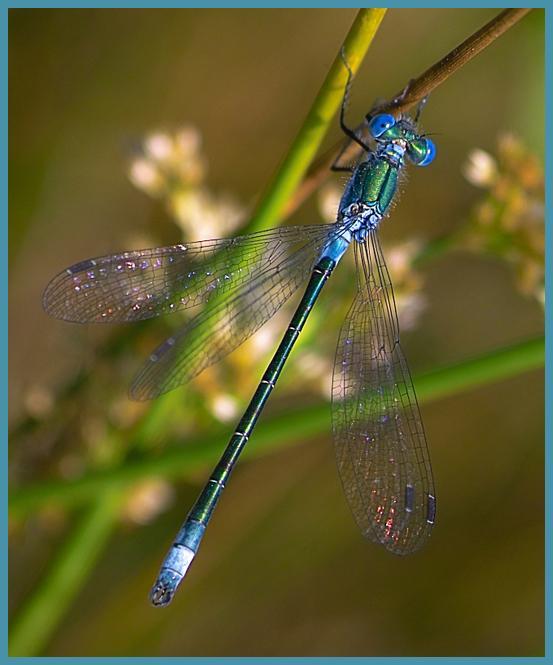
[
  {"left": 128, "top": 377, "right": 158, "bottom": 402},
  {"left": 42, "top": 275, "right": 71, "bottom": 321}
]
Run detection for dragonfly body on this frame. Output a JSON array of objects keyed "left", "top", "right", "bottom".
[
  {"left": 43, "top": 71, "right": 437, "bottom": 606},
  {"left": 152, "top": 254, "right": 337, "bottom": 604},
  {"left": 323, "top": 113, "right": 433, "bottom": 259}
]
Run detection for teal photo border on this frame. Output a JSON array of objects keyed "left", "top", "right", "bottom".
[{"left": 2, "top": 2, "right": 549, "bottom": 663}]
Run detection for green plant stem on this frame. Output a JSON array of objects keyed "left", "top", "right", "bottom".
[
  {"left": 8, "top": 16, "right": 387, "bottom": 655},
  {"left": 8, "top": 8, "right": 531, "bottom": 443},
  {"left": 289, "top": 8, "right": 533, "bottom": 217},
  {"left": 110, "top": 7, "right": 389, "bottom": 470},
  {"left": 9, "top": 489, "right": 125, "bottom": 657},
  {"left": 416, "top": 336, "right": 543, "bottom": 401},
  {"left": 242, "top": 7, "right": 387, "bottom": 234},
  {"left": 108, "top": 8, "right": 388, "bottom": 456},
  {"left": 10, "top": 10, "right": 386, "bottom": 449},
  {"left": 10, "top": 334, "right": 543, "bottom": 656},
  {"left": 10, "top": 336, "right": 543, "bottom": 519}
]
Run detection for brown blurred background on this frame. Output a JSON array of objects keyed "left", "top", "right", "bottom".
[{"left": 9, "top": 8, "right": 544, "bottom": 656}]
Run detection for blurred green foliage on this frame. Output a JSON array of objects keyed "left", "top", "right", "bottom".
[{"left": 9, "top": 8, "right": 544, "bottom": 657}]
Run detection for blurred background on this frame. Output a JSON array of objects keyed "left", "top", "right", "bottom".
[{"left": 9, "top": 8, "right": 544, "bottom": 657}]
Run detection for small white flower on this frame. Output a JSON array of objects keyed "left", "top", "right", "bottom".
[
  {"left": 387, "top": 240, "right": 422, "bottom": 281},
  {"left": 175, "top": 126, "right": 202, "bottom": 155},
  {"left": 537, "top": 286, "right": 545, "bottom": 309},
  {"left": 171, "top": 189, "right": 245, "bottom": 242},
  {"left": 463, "top": 149, "right": 498, "bottom": 188},
  {"left": 396, "top": 292, "right": 427, "bottom": 331},
  {"left": 318, "top": 183, "right": 342, "bottom": 222},
  {"left": 144, "top": 132, "right": 174, "bottom": 162},
  {"left": 109, "top": 396, "right": 142, "bottom": 427},
  {"left": 250, "top": 317, "right": 282, "bottom": 354},
  {"left": 128, "top": 158, "right": 163, "bottom": 195},
  {"left": 124, "top": 479, "right": 175, "bottom": 525},
  {"left": 319, "top": 370, "right": 333, "bottom": 398},
  {"left": 24, "top": 384, "right": 54, "bottom": 418},
  {"left": 296, "top": 351, "right": 330, "bottom": 379},
  {"left": 211, "top": 394, "right": 239, "bottom": 422}
]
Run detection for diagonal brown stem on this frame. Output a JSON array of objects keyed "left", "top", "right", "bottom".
[{"left": 285, "top": 8, "right": 533, "bottom": 217}]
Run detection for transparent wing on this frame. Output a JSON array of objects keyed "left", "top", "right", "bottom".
[
  {"left": 43, "top": 225, "right": 330, "bottom": 324},
  {"left": 331, "top": 230, "right": 436, "bottom": 555},
  {"left": 130, "top": 232, "right": 331, "bottom": 400}
]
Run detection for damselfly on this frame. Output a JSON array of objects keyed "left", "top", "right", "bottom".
[{"left": 43, "top": 59, "right": 437, "bottom": 606}]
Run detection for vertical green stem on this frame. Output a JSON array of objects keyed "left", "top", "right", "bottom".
[
  {"left": 9, "top": 11, "right": 387, "bottom": 654},
  {"left": 244, "top": 8, "right": 387, "bottom": 234},
  {"left": 9, "top": 490, "right": 124, "bottom": 657}
]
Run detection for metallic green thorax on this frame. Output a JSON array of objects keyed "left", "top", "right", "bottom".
[{"left": 341, "top": 157, "right": 399, "bottom": 216}]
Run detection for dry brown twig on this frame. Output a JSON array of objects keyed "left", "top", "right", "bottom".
[{"left": 285, "top": 8, "right": 533, "bottom": 217}]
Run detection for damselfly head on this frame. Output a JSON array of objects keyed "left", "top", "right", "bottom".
[{"left": 367, "top": 113, "right": 436, "bottom": 167}]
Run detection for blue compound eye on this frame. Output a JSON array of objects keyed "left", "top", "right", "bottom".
[
  {"left": 419, "top": 138, "right": 436, "bottom": 166},
  {"left": 407, "top": 137, "right": 436, "bottom": 166},
  {"left": 368, "top": 113, "right": 396, "bottom": 138}
]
